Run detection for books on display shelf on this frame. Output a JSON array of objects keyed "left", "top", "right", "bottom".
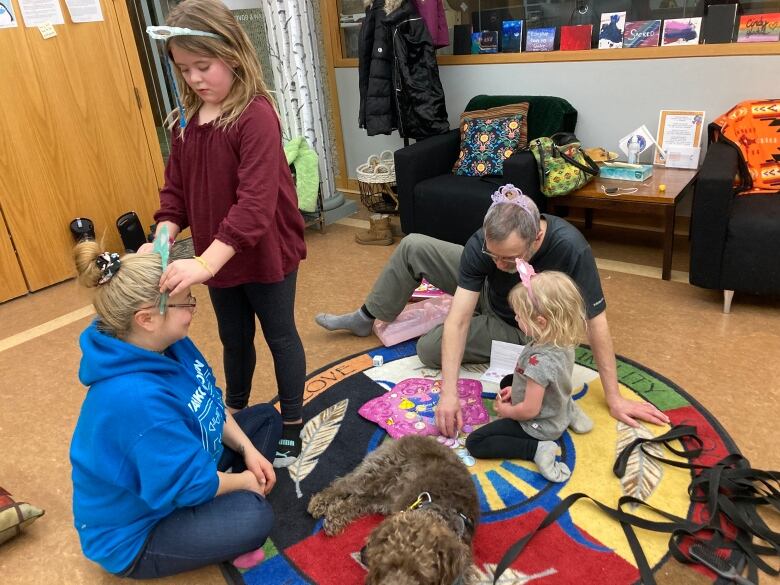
[
  {"left": 526, "top": 27, "right": 556, "bottom": 52},
  {"left": 623, "top": 20, "right": 661, "bottom": 47},
  {"left": 661, "top": 17, "right": 702, "bottom": 45},
  {"left": 703, "top": 4, "right": 738, "bottom": 44},
  {"left": 471, "top": 30, "right": 499, "bottom": 53},
  {"left": 599, "top": 11, "right": 626, "bottom": 48},
  {"left": 736, "top": 13, "right": 780, "bottom": 42},
  {"left": 561, "top": 24, "right": 593, "bottom": 50},
  {"left": 501, "top": 20, "right": 523, "bottom": 52}
]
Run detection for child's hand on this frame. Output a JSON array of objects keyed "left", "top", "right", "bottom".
[
  {"left": 494, "top": 389, "right": 512, "bottom": 418},
  {"left": 160, "top": 258, "right": 212, "bottom": 296},
  {"left": 499, "top": 387, "right": 511, "bottom": 401}
]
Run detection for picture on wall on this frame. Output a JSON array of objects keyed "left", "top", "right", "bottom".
[
  {"left": 599, "top": 11, "right": 626, "bottom": 48},
  {"left": 661, "top": 17, "right": 702, "bottom": 45},
  {"left": 623, "top": 20, "right": 661, "bottom": 48}
]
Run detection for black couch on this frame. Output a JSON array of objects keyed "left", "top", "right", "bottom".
[
  {"left": 394, "top": 95, "right": 577, "bottom": 245},
  {"left": 689, "top": 141, "right": 780, "bottom": 312}
]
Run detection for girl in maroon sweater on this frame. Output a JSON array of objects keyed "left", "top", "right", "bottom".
[{"left": 144, "top": 0, "right": 306, "bottom": 467}]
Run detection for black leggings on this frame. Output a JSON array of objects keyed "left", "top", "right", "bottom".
[
  {"left": 209, "top": 271, "right": 305, "bottom": 421},
  {"left": 465, "top": 418, "right": 540, "bottom": 461}
]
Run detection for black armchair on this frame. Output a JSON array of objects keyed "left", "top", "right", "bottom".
[
  {"left": 394, "top": 95, "right": 577, "bottom": 245},
  {"left": 689, "top": 141, "right": 780, "bottom": 312}
]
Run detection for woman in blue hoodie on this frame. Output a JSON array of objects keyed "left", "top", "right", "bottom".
[{"left": 70, "top": 241, "right": 282, "bottom": 579}]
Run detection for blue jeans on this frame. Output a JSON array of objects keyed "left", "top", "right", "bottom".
[{"left": 120, "top": 404, "right": 283, "bottom": 579}]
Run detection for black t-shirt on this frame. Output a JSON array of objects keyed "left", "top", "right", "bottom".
[{"left": 457, "top": 214, "right": 606, "bottom": 325}]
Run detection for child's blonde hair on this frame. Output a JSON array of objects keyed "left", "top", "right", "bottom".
[
  {"left": 74, "top": 241, "right": 162, "bottom": 338},
  {"left": 164, "top": 0, "right": 276, "bottom": 129},
  {"left": 508, "top": 271, "right": 587, "bottom": 348}
]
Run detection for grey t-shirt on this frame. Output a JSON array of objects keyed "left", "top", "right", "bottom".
[
  {"left": 457, "top": 214, "right": 606, "bottom": 324},
  {"left": 510, "top": 343, "right": 575, "bottom": 440}
]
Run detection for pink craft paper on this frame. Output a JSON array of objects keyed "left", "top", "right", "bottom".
[{"left": 358, "top": 378, "right": 488, "bottom": 439}]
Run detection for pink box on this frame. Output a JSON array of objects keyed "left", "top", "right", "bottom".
[{"left": 374, "top": 295, "right": 453, "bottom": 347}]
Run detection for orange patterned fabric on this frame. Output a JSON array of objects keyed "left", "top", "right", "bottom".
[{"left": 710, "top": 100, "right": 780, "bottom": 194}]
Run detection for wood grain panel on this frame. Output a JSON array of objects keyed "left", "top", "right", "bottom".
[
  {"left": 0, "top": 209, "right": 28, "bottom": 303},
  {"left": 0, "top": 2, "right": 161, "bottom": 291}
]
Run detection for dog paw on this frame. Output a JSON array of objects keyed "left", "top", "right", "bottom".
[
  {"left": 307, "top": 493, "right": 330, "bottom": 518},
  {"left": 322, "top": 516, "right": 347, "bottom": 536}
]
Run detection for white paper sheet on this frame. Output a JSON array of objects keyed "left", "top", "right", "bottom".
[
  {"left": 17, "top": 0, "right": 64, "bottom": 27},
  {"left": 1, "top": 0, "right": 19, "bottom": 28},
  {"left": 480, "top": 340, "right": 525, "bottom": 389},
  {"left": 64, "top": 0, "right": 103, "bottom": 23}
]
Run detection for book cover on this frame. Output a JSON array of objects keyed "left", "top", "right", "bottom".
[
  {"left": 599, "top": 11, "right": 626, "bottom": 48},
  {"left": 561, "top": 24, "right": 593, "bottom": 50},
  {"left": 737, "top": 13, "right": 780, "bottom": 43},
  {"left": 661, "top": 17, "right": 702, "bottom": 45},
  {"left": 526, "top": 27, "right": 556, "bottom": 52},
  {"left": 470, "top": 31, "right": 481, "bottom": 54},
  {"left": 623, "top": 20, "right": 661, "bottom": 47},
  {"left": 478, "top": 30, "right": 499, "bottom": 53},
  {"left": 703, "top": 4, "right": 738, "bottom": 44},
  {"left": 501, "top": 19, "right": 523, "bottom": 52}
]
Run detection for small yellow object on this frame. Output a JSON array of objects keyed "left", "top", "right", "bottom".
[
  {"left": 658, "top": 184, "right": 667, "bottom": 193},
  {"left": 193, "top": 255, "right": 215, "bottom": 278}
]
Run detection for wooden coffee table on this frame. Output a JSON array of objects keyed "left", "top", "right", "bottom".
[{"left": 551, "top": 166, "right": 697, "bottom": 280}]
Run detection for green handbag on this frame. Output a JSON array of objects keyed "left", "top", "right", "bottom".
[{"left": 530, "top": 133, "right": 600, "bottom": 197}]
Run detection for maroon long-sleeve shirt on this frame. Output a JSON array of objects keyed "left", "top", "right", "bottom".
[{"left": 155, "top": 97, "right": 306, "bottom": 287}]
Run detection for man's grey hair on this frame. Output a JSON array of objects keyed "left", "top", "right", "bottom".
[{"left": 483, "top": 197, "right": 541, "bottom": 243}]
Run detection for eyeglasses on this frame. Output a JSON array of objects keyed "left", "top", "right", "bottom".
[
  {"left": 137, "top": 295, "right": 197, "bottom": 313},
  {"left": 481, "top": 241, "right": 528, "bottom": 264},
  {"left": 167, "top": 295, "right": 197, "bottom": 311}
]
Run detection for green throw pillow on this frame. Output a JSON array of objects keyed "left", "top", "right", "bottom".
[
  {"left": 452, "top": 102, "right": 529, "bottom": 177},
  {"left": 0, "top": 486, "right": 44, "bottom": 546}
]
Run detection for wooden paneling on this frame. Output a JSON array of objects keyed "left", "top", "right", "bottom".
[
  {"left": 0, "top": 210, "right": 27, "bottom": 303},
  {"left": 0, "top": 2, "right": 163, "bottom": 291}
]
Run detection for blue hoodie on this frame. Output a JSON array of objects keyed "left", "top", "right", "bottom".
[{"left": 71, "top": 321, "right": 225, "bottom": 574}]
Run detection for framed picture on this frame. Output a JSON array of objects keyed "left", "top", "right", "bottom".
[{"left": 654, "top": 110, "right": 706, "bottom": 166}]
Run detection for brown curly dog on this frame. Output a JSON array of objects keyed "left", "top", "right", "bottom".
[{"left": 308, "top": 435, "right": 479, "bottom": 585}]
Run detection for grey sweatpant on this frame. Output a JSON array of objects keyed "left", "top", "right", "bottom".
[{"left": 364, "top": 234, "right": 526, "bottom": 367}]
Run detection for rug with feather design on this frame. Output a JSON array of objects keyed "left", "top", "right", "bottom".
[{"left": 225, "top": 341, "right": 740, "bottom": 585}]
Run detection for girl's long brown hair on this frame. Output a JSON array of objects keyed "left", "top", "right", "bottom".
[{"left": 164, "top": 0, "right": 276, "bottom": 130}]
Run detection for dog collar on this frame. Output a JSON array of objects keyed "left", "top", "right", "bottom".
[{"left": 408, "top": 491, "right": 475, "bottom": 540}]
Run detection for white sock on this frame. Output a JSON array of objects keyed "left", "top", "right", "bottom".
[
  {"left": 534, "top": 441, "right": 571, "bottom": 483},
  {"left": 314, "top": 308, "right": 374, "bottom": 337},
  {"left": 568, "top": 401, "right": 594, "bottom": 434}
]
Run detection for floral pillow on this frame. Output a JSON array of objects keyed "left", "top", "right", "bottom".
[{"left": 452, "top": 102, "right": 529, "bottom": 177}]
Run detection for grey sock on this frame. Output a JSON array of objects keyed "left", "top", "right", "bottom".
[
  {"left": 534, "top": 441, "right": 571, "bottom": 483},
  {"left": 568, "top": 401, "right": 594, "bottom": 434},
  {"left": 315, "top": 308, "right": 374, "bottom": 337}
]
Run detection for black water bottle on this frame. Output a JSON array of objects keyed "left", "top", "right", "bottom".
[{"left": 116, "top": 211, "right": 147, "bottom": 252}]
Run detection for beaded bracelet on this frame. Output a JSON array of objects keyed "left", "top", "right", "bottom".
[{"left": 193, "top": 255, "right": 215, "bottom": 278}]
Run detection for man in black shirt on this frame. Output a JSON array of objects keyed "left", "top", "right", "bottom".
[{"left": 316, "top": 188, "right": 669, "bottom": 435}]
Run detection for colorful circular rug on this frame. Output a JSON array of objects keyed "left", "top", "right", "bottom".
[{"left": 230, "top": 341, "right": 739, "bottom": 585}]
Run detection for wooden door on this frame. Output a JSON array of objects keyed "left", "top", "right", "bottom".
[
  {"left": 0, "top": 1, "right": 163, "bottom": 291},
  {"left": 0, "top": 213, "right": 27, "bottom": 302}
]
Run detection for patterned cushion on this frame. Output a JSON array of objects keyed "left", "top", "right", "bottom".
[
  {"left": 452, "top": 102, "right": 529, "bottom": 177},
  {"left": 0, "top": 486, "right": 44, "bottom": 546}
]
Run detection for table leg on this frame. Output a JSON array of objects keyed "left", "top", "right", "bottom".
[
  {"left": 585, "top": 208, "right": 594, "bottom": 229},
  {"left": 662, "top": 206, "right": 676, "bottom": 281}
]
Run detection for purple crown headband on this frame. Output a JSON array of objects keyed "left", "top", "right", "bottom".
[{"left": 490, "top": 184, "right": 532, "bottom": 214}]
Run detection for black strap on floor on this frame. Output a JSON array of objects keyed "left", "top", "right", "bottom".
[{"left": 493, "top": 425, "right": 780, "bottom": 585}]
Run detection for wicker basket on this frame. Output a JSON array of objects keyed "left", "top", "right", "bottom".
[{"left": 356, "top": 150, "right": 398, "bottom": 214}]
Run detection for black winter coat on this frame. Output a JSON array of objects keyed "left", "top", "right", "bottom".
[{"left": 358, "top": 0, "right": 449, "bottom": 140}]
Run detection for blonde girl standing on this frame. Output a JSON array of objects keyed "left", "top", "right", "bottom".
[
  {"left": 466, "top": 263, "right": 593, "bottom": 482},
  {"left": 144, "top": 0, "right": 306, "bottom": 467}
]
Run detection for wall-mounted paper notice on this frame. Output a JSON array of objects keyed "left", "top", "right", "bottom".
[
  {"left": 1, "top": 0, "right": 19, "bottom": 28},
  {"left": 64, "top": 0, "right": 103, "bottom": 23},
  {"left": 18, "top": 0, "right": 65, "bottom": 27}
]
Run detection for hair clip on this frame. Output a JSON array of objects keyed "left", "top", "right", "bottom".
[
  {"left": 96, "top": 252, "right": 121, "bottom": 285},
  {"left": 152, "top": 225, "right": 171, "bottom": 314},
  {"left": 515, "top": 258, "right": 538, "bottom": 308},
  {"left": 146, "top": 25, "right": 222, "bottom": 40}
]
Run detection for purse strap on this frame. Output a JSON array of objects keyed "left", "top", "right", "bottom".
[
  {"left": 492, "top": 424, "right": 780, "bottom": 585},
  {"left": 558, "top": 147, "right": 601, "bottom": 177}
]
